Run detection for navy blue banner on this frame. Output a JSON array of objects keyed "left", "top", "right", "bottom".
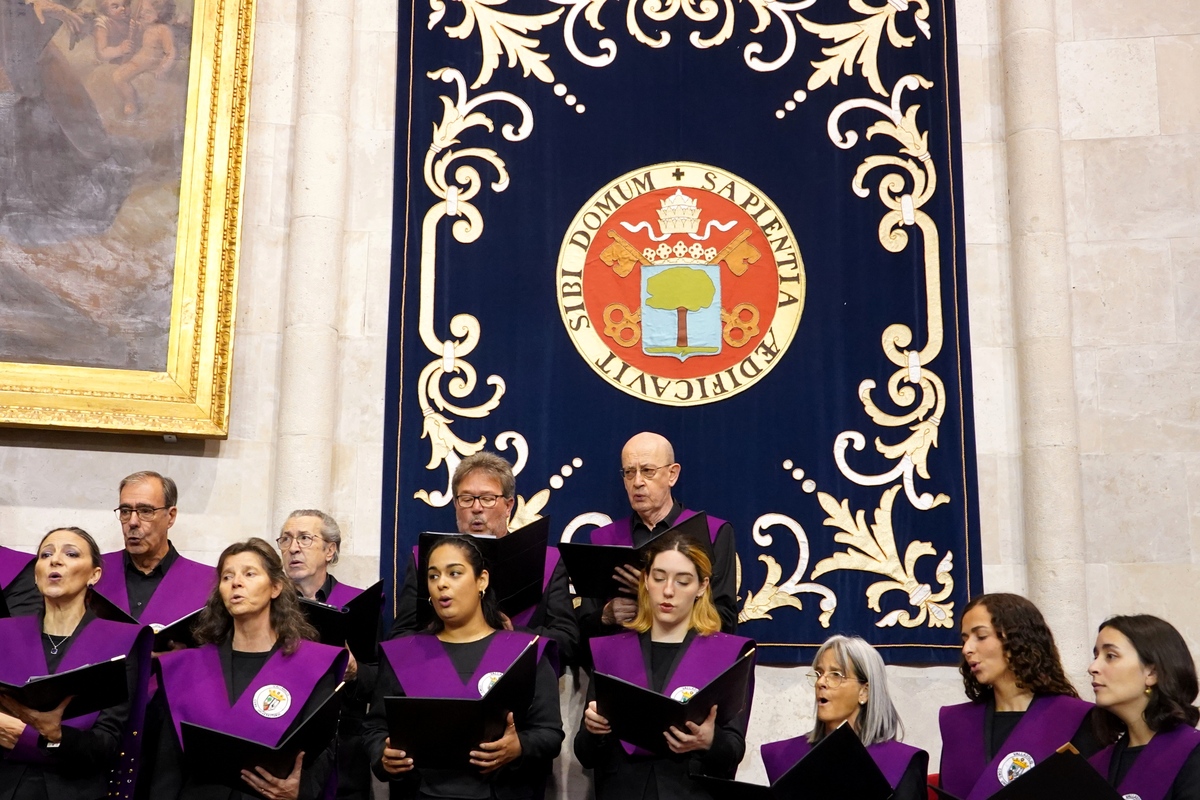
[{"left": 385, "top": 0, "right": 981, "bottom": 664}]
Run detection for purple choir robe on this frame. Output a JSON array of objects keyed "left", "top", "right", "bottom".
[
  {"left": 325, "top": 578, "right": 364, "bottom": 609},
  {"left": 1089, "top": 725, "right": 1200, "bottom": 800},
  {"left": 588, "top": 508, "right": 724, "bottom": 546},
  {"left": 760, "top": 733, "right": 923, "bottom": 788},
  {"left": 0, "top": 614, "right": 151, "bottom": 799},
  {"left": 0, "top": 547, "right": 32, "bottom": 589},
  {"left": 156, "top": 640, "right": 348, "bottom": 747},
  {"left": 94, "top": 549, "right": 214, "bottom": 626},
  {"left": 939, "top": 694, "right": 1093, "bottom": 800},
  {"left": 157, "top": 639, "right": 348, "bottom": 800},
  {"left": 589, "top": 630, "right": 754, "bottom": 757},
  {"left": 379, "top": 629, "right": 549, "bottom": 698}
]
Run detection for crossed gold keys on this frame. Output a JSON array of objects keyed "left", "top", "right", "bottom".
[
  {"left": 598, "top": 230, "right": 762, "bottom": 349},
  {"left": 599, "top": 229, "right": 760, "bottom": 277}
]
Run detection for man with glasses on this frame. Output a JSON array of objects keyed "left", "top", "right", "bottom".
[
  {"left": 576, "top": 431, "right": 739, "bottom": 643},
  {"left": 387, "top": 452, "right": 580, "bottom": 667},
  {"left": 95, "top": 471, "right": 213, "bottom": 639},
  {"left": 278, "top": 509, "right": 378, "bottom": 800}
]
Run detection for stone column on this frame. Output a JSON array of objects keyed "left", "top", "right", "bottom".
[
  {"left": 272, "top": 2, "right": 355, "bottom": 521},
  {"left": 999, "top": 1, "right": 1089, "bottom": 669}
]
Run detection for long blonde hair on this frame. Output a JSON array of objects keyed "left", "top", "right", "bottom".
[{"left": 626, "top": 531, "right": 722, "bottom": 636}]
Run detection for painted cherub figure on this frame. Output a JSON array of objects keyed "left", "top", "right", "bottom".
[
  {"left": 111, "top": 0, "right": 176, "bottom": 116},
  {"left": 93, "top": 0, "right": 134, "bottom": 63}
]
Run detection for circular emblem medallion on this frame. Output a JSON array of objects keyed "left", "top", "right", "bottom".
[
  {"left": 997, "top": 751, "right": 1035, "bottom": 785},
  {"left": 669, "top": 685, "right": 700, "bottom": 703},
  {"left": 477, "top": 671, "right": 504, "bottom": 697},
  {"left": 1123, "top": 795, "right": 1142, "bottom": 800},
  {"left": 556, "top": 162, "right": 805, "bottom": 406},
  {"left": 252, "top": 684, "right": 292, "bottom": 719}
]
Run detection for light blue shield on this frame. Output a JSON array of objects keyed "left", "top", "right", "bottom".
[{"left": 640, "top": 263, "right": 722, "bottom": 362}]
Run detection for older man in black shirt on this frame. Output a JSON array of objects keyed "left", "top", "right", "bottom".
[
  {"left": 93, "top": 471, "right": 213, "bottom": 634},
  {"left": 575, "top": 432, "right": 739, "bottom": 642}
]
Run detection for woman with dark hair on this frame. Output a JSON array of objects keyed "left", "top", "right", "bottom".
[
  {"left": 1088, "top": 615, "right": 1200, "bottom": 799},
  {"left": 574, "top": 531, "right": 756, "bottom": 800},
  {"left": 147, "top": 537, "right": 347, "bottom": 800},
  {"left": 363, "top": 535, "right": 563, "bottom": 799},
  {"left": 938, "top": 592, "right": 1098, "bottom": 799},
  {"left": 759, "top": 635, "right": 927, "bottom": 800},
  {"left": 0, "top": 527, "right": 152, "bottom": 800}
]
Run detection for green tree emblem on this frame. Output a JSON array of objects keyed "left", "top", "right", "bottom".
[{"left": 645, "top": 267, "right": 716, "bottom": 348}]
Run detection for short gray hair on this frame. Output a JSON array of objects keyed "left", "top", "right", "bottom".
[
  {"left": 119, "top": 471, "right": 178, "bottom": 508},
  {"left": 808, "top": 635, "right": 904, "bottom": 747},
  {"left": 452, "top": 452, "right": 515, "bottom": 498},
  {"left": 284, "top": 509, "right": 342, "bottom": 565}
]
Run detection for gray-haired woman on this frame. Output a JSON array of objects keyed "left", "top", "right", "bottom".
[{"left": 759, "top": 635, "right": 928, "bottom": 800}]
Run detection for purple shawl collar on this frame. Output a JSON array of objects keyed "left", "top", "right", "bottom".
[
  {"left": 1089, "top": 725, "right": 1200, "bottom": 800},
  {"left": 939, "top": 695, "right": 1093, "bottom": 800},
  {"left": 157, "top": 640, "right": 346, "bottom": 748},
  {"left": 0, "top": 547, "right": 32, "bottom": 588},
  {"left": 509, "top": 547, "right": 560, "bottom": 628},
  {"left": 381, "top": 630, "right": 545, "bottom": 698},
  {"left": 0, "top": 614, "right": 150, "bottom": 773},
  {"left": 325, "top": 578, "right": 363, "bottom": 608},
  {"left": 95, "top": 550, "right": 214, "bottom": 624},
  {"left": 588, "top": 508, "right": 724, "bottom": 546},
  {"left": 590, "top": 630, "right": 752, "bottom": 757},
  {"left": 761, "top": 734, "right": 921, "bottom": 787}
]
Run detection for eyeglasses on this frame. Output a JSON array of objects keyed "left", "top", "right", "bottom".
[
  {"left": 454, "top": 493, "right": 505, "bottom": 508},
  {"left": 276, "top": 533, "right": 325, "bottom": 549},
  {"left": 620, "top": 465, "right": 668, "bottom": 482},
  {"left": 805, "top": 670, "right": 865, "bottom": 688},
  {"left": 114, "top": 505, "right": 169, "bottom": 521}
]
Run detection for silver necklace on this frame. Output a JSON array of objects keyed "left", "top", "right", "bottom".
[{"left": 45, "top": 632, "right": 70, "bottom": 655}]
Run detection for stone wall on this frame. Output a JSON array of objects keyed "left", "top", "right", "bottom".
[{"left": 2, "top": 0, "right": 1198, "bottom": 790}]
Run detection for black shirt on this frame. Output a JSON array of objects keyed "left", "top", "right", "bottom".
[
  {"left": 649, "top": 642, "right": 682, "bottom": 693},
  {"left": 124, "top": 543, "right": 181, "bottom": 620},
  {"left": 1109, "top": 733, "right": 1200, "bottom": 800},
  {"left": 442, "top": 633, "right": 497, "bottom": 682},
  {"left": 983, "top": 697, "right": 1103, "bottom": 762},
  {"left": 302, "top": 573, "right": 336, "bottom": 604}
]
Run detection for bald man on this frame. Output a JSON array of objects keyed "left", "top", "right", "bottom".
[{"left": 576, "top": 432, "right": 739, "bottom": 642}]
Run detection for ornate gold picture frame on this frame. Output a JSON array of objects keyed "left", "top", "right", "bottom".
[{"left": 0, "top": 0, "right": 255, "bottom": 437}]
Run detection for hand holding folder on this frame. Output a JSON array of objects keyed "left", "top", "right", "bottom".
[
  {"left": 181, "top": 682, "right": 345, "bottom": 800},
  {"left": 559, "top": 512, "right": 714, "bottom": 598},
  {"left": 384, "top": 639, "right": 539, "bottom": 770},
  {"left": 593, "top": 646, "right": 755, "bottom": 757},
  {"left": 930, "top": 745, "right": 1121, "bottom": 800}
]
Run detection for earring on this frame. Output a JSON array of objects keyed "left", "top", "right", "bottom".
[
  {"left": 479, "top": 589, "right": 485, "bottom": 598},
  {"left": 427, "top": 597, "right": 433, "bottom": 606},
  {"left": 1145, "top": 687, "right": 1153, "bottom": 696}
]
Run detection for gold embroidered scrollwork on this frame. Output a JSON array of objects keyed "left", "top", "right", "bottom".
[{"left": 412, "top": 69, "right": 553, "bottom": 516}]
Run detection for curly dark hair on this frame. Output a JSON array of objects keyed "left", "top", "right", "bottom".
[
  {"left": 960, "top": 593, "right": 1078, "bottom": 702},
  {"left": 1092, "top": 615, "right": 1200, "bottom": 743},
  {"left": 193, "top": 537, "right": 316, "bottom": 655},
  {"left": 423, "top": 536, "right": 506, "bottom": 633}
]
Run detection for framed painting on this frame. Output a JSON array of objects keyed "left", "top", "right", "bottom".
[{"left": 0, "top": 0, "right": 255, "bottom": 436}]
